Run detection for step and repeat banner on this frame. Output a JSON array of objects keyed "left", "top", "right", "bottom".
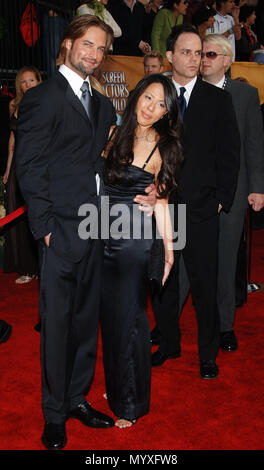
[
  {"left": 95, "top": 55, "right": 172, "bottom": 116},
  {"left": 95, "top": 55, "right": 264, "bottom": 116}
]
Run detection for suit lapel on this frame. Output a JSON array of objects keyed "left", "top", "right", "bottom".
[
  {"left": 65, "top": 84, "right": 93, "bottom": 128},
  {"left": 183, "top": 78, "right": 203, "bottom": 128},
  {"left": 225, "top": 75, "right": 233, "bottom": 92},
  {"left": 55, "top": 71, "right": 100, "bottom": 135}
]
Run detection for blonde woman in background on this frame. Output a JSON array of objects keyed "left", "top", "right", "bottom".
[{"left": 3, "top": 66, "right": 41, "bottom": 284}]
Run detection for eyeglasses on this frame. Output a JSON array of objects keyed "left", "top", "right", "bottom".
[{"left": 201, "top": 51, "right": 226, "bottom": 59}]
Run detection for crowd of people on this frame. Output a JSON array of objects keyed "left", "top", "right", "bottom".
[
  {"left": 26, "top": 0, "right": 264, "bottom": 80},
  {"left": 1, "top": 0, "right": 264, "bottom": 452},
  {"left": 39, "top": 0, "right": 264, "bottom": 76},
  {"left": 79, "top": 0, "right": 264, "bottom": 61}
]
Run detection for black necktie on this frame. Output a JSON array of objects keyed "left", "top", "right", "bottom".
[
  {"left": 80, "top": 81, "right": 92, "bottom": 121},
  {"left": 178, "top": 86, "right": 187, "bottom": 117}
]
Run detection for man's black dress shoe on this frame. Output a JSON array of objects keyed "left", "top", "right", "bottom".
[
  {"left": 200, "top": 360, "right": 219, "bottom": 379},
  {"left": 0, "top": 320, "right": 12, "bottom": 344},
  {"left": 42, "top": 422, "right": 67, "bottom": 450},
  {"left": 69, "top": 401, "right": 114, "bottom": 428},
  {"left": 151, "top": 348, "right": 181, "bottom": 367},
  {"left": 150, "top": 326, "right": 162, "bottom": 345},
  {"left": 220, "top": 330, "right": 238, "bottom": 351}
]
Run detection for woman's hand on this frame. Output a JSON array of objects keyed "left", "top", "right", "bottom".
[
  {"left": 162, "top": 253, "right": 174, "bottom": 286},
  {"left": 3, "top": 169, "right": 10, "bottom": 184}
]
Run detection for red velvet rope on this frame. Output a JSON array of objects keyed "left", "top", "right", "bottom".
[{"left": 0, "top": 205, "right": 27, "bottom": 228}]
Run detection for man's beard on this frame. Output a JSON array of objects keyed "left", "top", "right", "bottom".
[{"left": 68, "top": 50, "right": 97, "bottom": 77}]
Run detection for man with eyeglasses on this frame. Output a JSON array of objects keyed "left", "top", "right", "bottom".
[
  {"left": 208, "top": 0, "right": 241, "bottom": 59},
  {"left": 151, "top": 24, "right": 240, "bottom": 380},
  {"left": 200, "top": 34, "right": 264, "bottom": 352}
]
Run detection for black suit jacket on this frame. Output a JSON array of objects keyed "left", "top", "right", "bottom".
[
  {"left": 225, "top": 77, "right": 264, "bottom": 200},
  {"left": 16, "top": 71, "right": 116, "bottom": 262},
  {"left": 178, "top": 78, "right": 240, "bottom": 222},
  {"left": 108, "top": 0, "right": 148, "bottom": 56}
]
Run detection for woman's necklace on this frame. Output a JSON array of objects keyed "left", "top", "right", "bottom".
[{"left": 134, "top": 130, "right": 156, "bottom": 143}]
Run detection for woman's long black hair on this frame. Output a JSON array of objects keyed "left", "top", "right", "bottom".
[{"left": 105, "top": 73, "right": 184, "bottom": 199}]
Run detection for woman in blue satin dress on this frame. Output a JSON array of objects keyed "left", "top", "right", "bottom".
[{"left": 101, "top": 74, "right": 183, "bottom": 428}]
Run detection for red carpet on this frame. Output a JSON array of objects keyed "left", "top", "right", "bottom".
[{"left": 0, "top": 230, "right": 263, "bottom": 450}]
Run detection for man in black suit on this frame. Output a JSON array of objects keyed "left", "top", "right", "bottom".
[
  {"left": 108, "top": 0, "right": 151, "bottom": 56},
  {"left": 151, "top": 24, "right": 240, "bottom": 379},
  {"left": 200, "top": 34, "right": 264, "bottom": 350},
  {"left": 16, "top": 15, "right": 153, "bottom": 450}
]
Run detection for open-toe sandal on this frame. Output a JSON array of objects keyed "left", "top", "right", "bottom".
[{"left": 115, "top": 418, "right": 137, "bottom": 428}]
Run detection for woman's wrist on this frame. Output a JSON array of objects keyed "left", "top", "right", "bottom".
[
  {"left": 165, "top": 259, "right": 173, "bottom": 267},
  {"left": 165, "top": 248, "right": 174, "bottom": 266}
]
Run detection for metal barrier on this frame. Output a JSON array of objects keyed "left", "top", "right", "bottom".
[{"left": 0, "top": 0, "right": 75, "bottom": 93}]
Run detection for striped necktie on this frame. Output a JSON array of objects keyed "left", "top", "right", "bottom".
[{"left": 80, "top": 81, "right": 92, "bottom": 121}]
